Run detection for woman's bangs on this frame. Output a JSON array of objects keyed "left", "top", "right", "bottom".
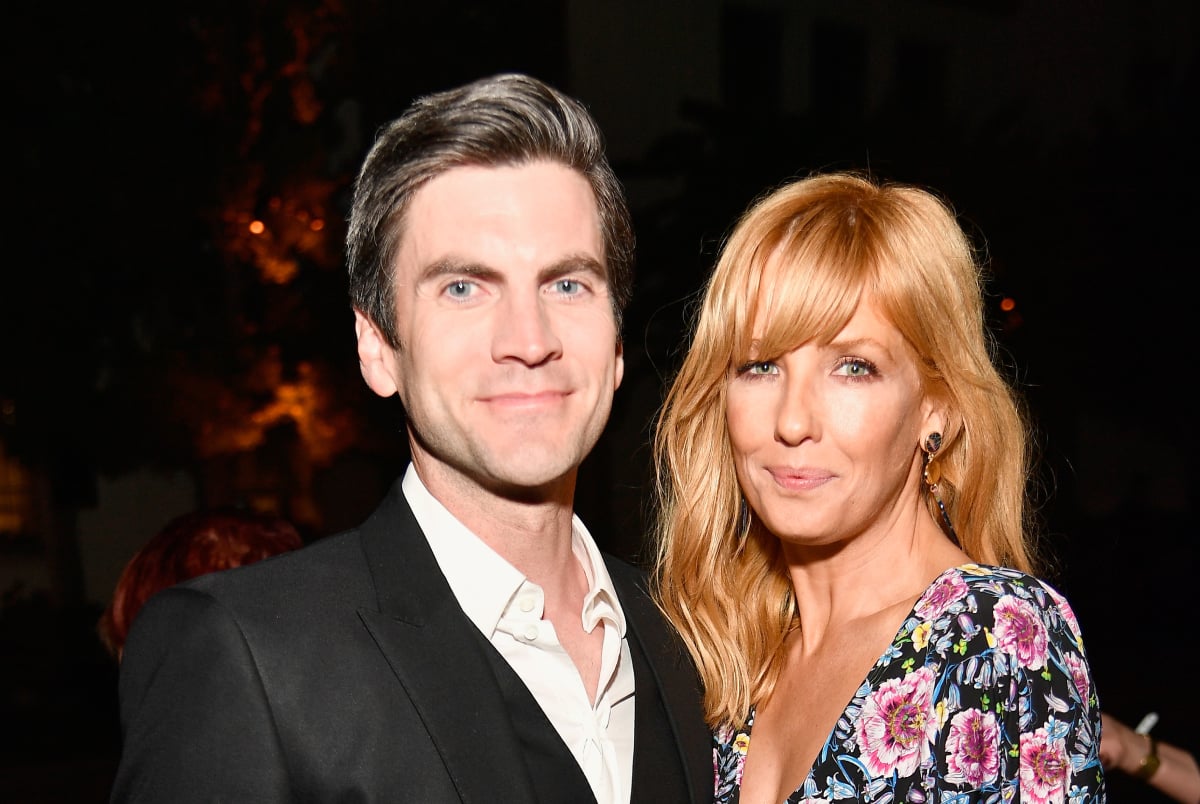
[{"left": 741, "top": 247, "right": 864, "bottom": 361}]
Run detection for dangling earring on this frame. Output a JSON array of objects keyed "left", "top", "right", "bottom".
[
  {"left": 738, "top": 496, "right": 751, "bottom": 542},
  {"left": 922, "top": 432, "right": 960, "bottom": 546}
]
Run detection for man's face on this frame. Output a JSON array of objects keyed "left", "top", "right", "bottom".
[{"left": 356, "top": 161, "right": 624, "bottom": 501}]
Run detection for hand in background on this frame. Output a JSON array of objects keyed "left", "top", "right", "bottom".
[
  {"left": 1100, "top": 712, "right": 1200, "bottom": 804},
  {"left": 1099, "top": 712, "right": 1140, "bottom": 770}
]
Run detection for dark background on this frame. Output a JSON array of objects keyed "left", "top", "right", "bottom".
[{"left": 3, "top": 2, "right": 1195, "bottom": 801}]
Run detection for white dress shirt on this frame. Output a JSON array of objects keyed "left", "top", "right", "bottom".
[{"left": 402, "top": 465, "right": 636, "bottom": 804}]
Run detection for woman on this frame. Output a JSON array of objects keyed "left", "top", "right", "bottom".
[{"left": 652, "top": 172, "right": 1105, "bottom": 802}]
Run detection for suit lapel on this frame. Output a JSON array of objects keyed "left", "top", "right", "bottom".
[
  {"left": 352, "top": 483, "right": 712, "bottom": 803},
  {"left": 608, "top": 557, "right": 713, "bottom": 804},
  {"left": 356, "top": 483, "right": 537, "bottom": 803}
]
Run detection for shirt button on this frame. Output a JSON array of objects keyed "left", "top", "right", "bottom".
[
  {"left": 519, "top": 597, "right": 535, "bottom": 613},
  {"left": 523, "top": 624, "right": 539, "bottom": 641}
]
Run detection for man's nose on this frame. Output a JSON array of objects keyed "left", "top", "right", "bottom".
[{"left": 490, "top": 291, "right": 564, "bottom": 367}]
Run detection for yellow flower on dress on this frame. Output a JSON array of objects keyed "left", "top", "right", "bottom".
[
  {"left": 913, "top": 621, "right": 932, "bottom": 651},
  {"left": 734, "top": 733, "right": 750, "bottom": 755}
]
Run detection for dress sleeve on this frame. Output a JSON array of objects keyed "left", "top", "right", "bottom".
[{"left": 936, "top": 572, "right": 1105, "bottom": 801}]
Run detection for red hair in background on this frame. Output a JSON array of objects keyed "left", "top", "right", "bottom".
[{"left": 99, "top": 508, "right": 303, "bottom": 660}]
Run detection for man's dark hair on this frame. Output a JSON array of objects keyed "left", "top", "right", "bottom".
[{"left": 346, "top": 73, "right": 634, "bottom": 348}]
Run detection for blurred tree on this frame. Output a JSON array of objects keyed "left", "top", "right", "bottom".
[{"left": 5, "top": 0, "right": 571, "bottom": 602}]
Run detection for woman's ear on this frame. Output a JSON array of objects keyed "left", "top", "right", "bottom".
[
  {"left": 354, "top": 310, "right": 401, "bottom": 398},
  {"left": 921, "top": 394, "right": 951, "bottom": 444}
]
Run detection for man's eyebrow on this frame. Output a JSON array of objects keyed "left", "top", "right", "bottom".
[
  {"left": 537, "top": 254, "right": 607, "bottom": 284},
  {"left": 416, "top": 258, "right": 501, "bottom": 284},
  {"left": 416, "top": 255, "right": 608, "bottom": 284}
]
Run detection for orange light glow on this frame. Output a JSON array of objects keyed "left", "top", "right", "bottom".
[
  {"left": 259, "top": 255, "right": 299, "bottom": 284},
  {"left": 310, "top": 219, "right": 324, "bottom": 231},
  {"left": 1000, "top": 297, "right": 1016, "bottom": 312},
  {"left": 249, "top": 220, "right": 266, "bottom": 235}
]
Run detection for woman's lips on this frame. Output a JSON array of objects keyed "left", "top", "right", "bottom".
[{"left": 767, "top": 467, "right": 834, "bottom": 491}]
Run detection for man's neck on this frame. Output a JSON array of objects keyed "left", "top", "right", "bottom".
[
  {"left": 410, "top": 458, "right": 602, "bottom": 696},
  {"left": 410, "top": 456, "right": 580, "bottom": 587}
]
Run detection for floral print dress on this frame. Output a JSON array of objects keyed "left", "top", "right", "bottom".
[{"left": 714, "top": 564, "right": 1106, "bottom": 803}]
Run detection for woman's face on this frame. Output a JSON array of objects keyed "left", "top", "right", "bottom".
[{"left": 725, "top": 296, "right": 940, "bottom": 550}]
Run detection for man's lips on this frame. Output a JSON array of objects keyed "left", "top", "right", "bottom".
[{"left": 479, "top": 390, "right": 571, "bottom": 408}]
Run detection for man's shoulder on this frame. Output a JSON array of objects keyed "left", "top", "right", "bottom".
[
  {"left": 123, "top": 527, "right": 385, "bottom": 660},
  {"left": 183, "top": 527, "right": 369, "bottom": 603},
  {"left": 181, "top": 480, "right": 415, "bottom": 602}
]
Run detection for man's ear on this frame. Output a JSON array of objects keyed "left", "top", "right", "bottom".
[
  {"left": 354, "top": 310, "right": 400, "bottom": 398},
  {"left": 613, "top": 338, "right": 625, "bottom": 391}
]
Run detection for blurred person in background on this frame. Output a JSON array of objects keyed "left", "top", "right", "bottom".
[
  {"left": 98, "top": 507, "right": 302, "bottom": 661},
  {"left": 1101, "top": 712, "right": 1200, "bottom": 803}
]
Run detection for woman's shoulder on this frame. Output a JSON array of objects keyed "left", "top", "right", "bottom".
[
  {"left": 914, "top": 563, "right": 1084, "bottom": 641},
  {"left": 918, "top": 563, "right": 1072, "bottom": 605}
]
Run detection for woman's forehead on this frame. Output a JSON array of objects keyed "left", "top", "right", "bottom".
[{"left": 746, "top": 265, "right": 865, "bottom": 342}]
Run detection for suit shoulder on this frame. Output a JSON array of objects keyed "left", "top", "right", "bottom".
[{"left": 183, "top": 527, "right": 370, "bottom": 604}]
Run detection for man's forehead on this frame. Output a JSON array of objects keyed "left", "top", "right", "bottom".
[
  {"left": 393, "top": 161, "right": 605, "bottom": 271},
  {"left": 410, "top": 160, "right": 595, "bottom": 209}
]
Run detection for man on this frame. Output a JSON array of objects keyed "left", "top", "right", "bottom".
[{"left": 111, "top": 73, "right": 711, "bottom": 803}]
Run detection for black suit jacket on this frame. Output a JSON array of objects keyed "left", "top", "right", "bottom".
[{"left": 111, "top": 481, "right": 711, "bottom": 803}]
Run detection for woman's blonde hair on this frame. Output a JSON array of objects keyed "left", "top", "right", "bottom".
[{"left": 651, "top": 171, "right": 1039, "bottom": 728}]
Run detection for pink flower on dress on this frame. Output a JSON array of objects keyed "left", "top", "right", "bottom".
[
  {"left": 1020, "top": 726, "right": 1069, "bottom": 804},
  {"left": 1045, "top": 584, "right": 1082, "bottom": 642},
  {"left": 992, "top": 595, "right": 1049, "bottom": 670},
  {"left": 914, "top": 571, "right": 970, "bottom": 620},
  {"left": 1063, "top": 651, "right": 1090, "bottom": 706},
  {"left": 855, "top": 665, "right": 938, "bottom": 777},
  {"left": 945, "top": 708, "right": 1000, "bottom": 786}
]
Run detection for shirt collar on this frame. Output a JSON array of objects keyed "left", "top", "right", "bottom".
[{"left": 401, "top": 464, "right": 626, "bottom": 638}]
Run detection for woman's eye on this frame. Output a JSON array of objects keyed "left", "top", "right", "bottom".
[
  {"left": 738, "top": 361, "right": 778, "bottom": 376},
  {"left": 834, "top": 358, "right": 876, "bottom": 378}
]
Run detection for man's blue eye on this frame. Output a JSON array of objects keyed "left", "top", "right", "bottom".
[
  {"left": 556, "top": 279, "right": 581, "bottom": 294},
  {"left": 447, "top": 280, "right": 473, "bottom": 298}
]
